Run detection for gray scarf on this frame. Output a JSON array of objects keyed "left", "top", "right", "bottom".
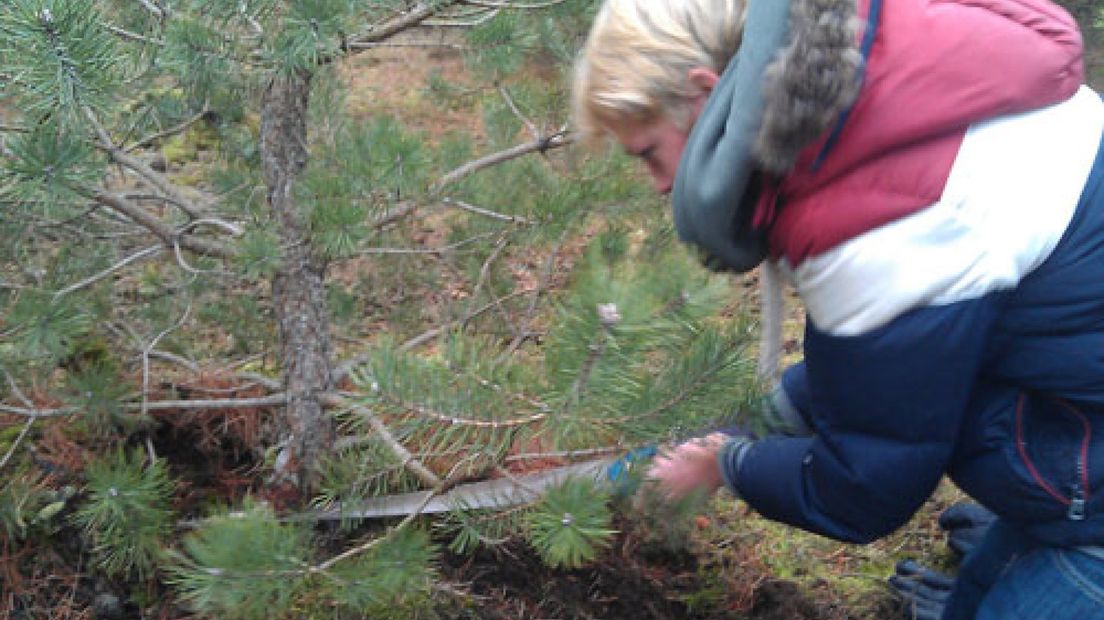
[{"left": 671, "top": 0, "right": 863, "bottom": 272}]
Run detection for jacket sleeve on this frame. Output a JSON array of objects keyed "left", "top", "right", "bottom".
[{"left": 725, "top": 296, "right": 1003, "bottom": 542}]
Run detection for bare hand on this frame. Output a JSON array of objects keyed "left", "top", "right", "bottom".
[{"left": 646, "top": 432, "right": 729, "bottom": 500}]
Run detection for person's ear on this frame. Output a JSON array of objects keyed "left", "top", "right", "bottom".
[{"left": 687, "top": 67, "right": 721, "bottom": 96}]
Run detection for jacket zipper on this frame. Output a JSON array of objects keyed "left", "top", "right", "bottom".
[
  {"left": 1060, "top": 399, "right": 1092, "bottom": 521},
  {"left": 1014, "top": 394, "right": 1093, "bottom": 521}
]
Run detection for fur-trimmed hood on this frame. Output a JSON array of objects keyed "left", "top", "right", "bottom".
[
  {"left": 670, "top": 0, "right": 865, "bottom": 272},
  {"left": 753, "top": 0, "right": 864, "bottom": 175}
]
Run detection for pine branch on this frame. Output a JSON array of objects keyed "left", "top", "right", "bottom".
[
  {"left": 333, "top": 289, "right": 529, "bottom": 380},
  {"left": 0, "top": 366, "right": 38, "bottom": 472},
  {"left": 320, "top": 393, "right": 442, "bottom": 488},
  {"left": 0, "top": 416, "right": 34, "bottom": 472},
  {"left": 84, "top": 107, "right": 208, "bottom": 220},
  {"left": 0, "top": 394, "right": 287, "bottom": 418},
  {"left": 141, "top": 303, "right": 191, "bottom": 418},
  {"left": 52, "top": 244, "right": 163, "bottom": 300},
  {"left": 369, "top": 200, "right": 418, "bottom": 230},
  {"left": 549, "top": 302, "right": 625, "bottom": 422},
  {"left": 93, "top": 192, "right": 236, "bottom": 259},
  {"left": 433, "top": 130, "right": 575, "bottom": 192},
  {"left": 343, "top": 0, "right": 464, "bottom": 49},
  {"left": 382, "top": 393, "right": 544, "bottom": 429},
  {"left": 498, "top": 225, "right": 571, "bottom": 362},
  {"left": 124, "top": 106, "right": 210, "bottom": 153},
  {"left": 441, "top": 197, "right": 533, "bottom": 224},
  {"left": 135, "top": 0, "right": 165, "bottom": 20},
  {"left": 462, "top": 0, "right": 574, "bottom": 9},
  {"left": 105, "top": 23, "right": 163, "bottom": 46},
  {"left": 353, "top": 231, "right": 496, "bottom": 256},
  {"left": 498, "top": 85, "right": 538, "bottom": 140},
  {"left": 310, "top": 478, "right": 443, "bottom": 572},
  {"left": 425, "top": 8, "right": 499, "bottom": 27}
]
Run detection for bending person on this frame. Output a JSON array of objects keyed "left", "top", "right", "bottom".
[{"left": 572, "top": 0, "right": 1104, "bottom": 618}]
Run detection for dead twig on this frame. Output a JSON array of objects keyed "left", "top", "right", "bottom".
[
  {"left": 441, "top": 197, "right": 533, "bottom": 224},
  {"left": 52, "top": 244, "right": 163, "bottom": 300},
  {"left": 85, "top": 107, "right": 208, "bottom": 220},
  {"left": 142, "top": 303, "right": 192, "bottom": 418},
  {"left": 0, "top": 366, "right": 38, "bottom": 472},
  {"left": 320, "top": 393, "right": 442, "bottom": 488},
  {"left": 125, "top": 106, "right": 211, "bottom": 153},
  {"left": 433, "top": 130, "right": 575, "bottom": 192},
  {"left": 333, "top": 289, "right": 529, "bottom": 381},
  {"left": 0, "top": 394, "right": 287, "bottom": 419}
]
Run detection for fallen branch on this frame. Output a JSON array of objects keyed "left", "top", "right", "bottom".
[{"left": 291, "top": 456, "right": 615, "bottom": 521}]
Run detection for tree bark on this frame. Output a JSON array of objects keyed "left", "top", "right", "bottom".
[{"left": 260, "top": 70, "right": 335, "bottom": 495}]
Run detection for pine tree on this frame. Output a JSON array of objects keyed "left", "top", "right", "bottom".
[{"left": 0, "top": 0, "right": 764, "bottom": 616}]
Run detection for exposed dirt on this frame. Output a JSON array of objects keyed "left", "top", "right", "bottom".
[{"left": 437, "top": 522, "right": 837, "bottom": 620}]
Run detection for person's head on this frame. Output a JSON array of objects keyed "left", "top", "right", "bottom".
[{"left": 572, "top": 0, "right": 746, "bottom": 192}]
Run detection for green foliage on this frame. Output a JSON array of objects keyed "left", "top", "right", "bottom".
[
  {"left": 0, "top": 0, "right": 121, "bottom": 123},
  {"left": 351, "top": 336, "right": 530, "bottom": 470},
  {"left": 0, "top": 119, "right": 104, "bottom": 211},
  {"left": 322, "top": 528, "right": 438, "bottom": 617},
  {"left": 314, "top": 436, "right": 424, "bottom": 520},
  {"left": 236, "top": 226, "right": 282, "bottom": 279},
  {"left": 73, "top": 449, "right": 174, "bottom": 579},
  {"left": 195, "top": 293, "right": 273, "bottom": 355},
  {"left": 440, "top": 502, "right": 525, "bottom": 556},
  {"left": 0, "top": 473, "right": 56, "bottom": 540},
  {"left": 311, "top": 197, "right": 368, "bottom": 259},
  {"left": 64, "top": 362, "right": 135, "bottom": 432},
  {"left": 267, "top": 0, "right": 353, "bottom": 73},
  {"left": 162, "top": 16, "right": 244, "bottom": 109},
  {"left": 541, "top": 235, "right": 756, "bottom": 447},
  {"left": 7, "top": 290, "right": 91, "bottom": 364},
  {"left": 466, "top": 11, "right": 537, "bottom": 79},
  {"left": 526, "top": 477, "right": 615, "bottom": 569},
  {"left": 327, "top": 282, "right": 360, "bottom": 325},
  {"left": 167, "top": 504, "right": 312, "bottom": 620}
]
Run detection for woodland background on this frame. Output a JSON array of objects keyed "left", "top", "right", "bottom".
[{"left": 0, "top": 0, "right": 1101, "bottom": 618}]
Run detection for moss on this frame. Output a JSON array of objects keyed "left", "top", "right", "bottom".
[
  {"left": 161, "top": 122, "right": 220, "bottom": 167},
  {"left": 690, "top": 482, "right": 971, "bottom": 619}
]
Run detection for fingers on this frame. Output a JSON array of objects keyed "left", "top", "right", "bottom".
[
  {"left": 644, "top": 438, "right": 725, "bottom": 500},
  {"left": 893, "top": 559, "right": 956, "bottom": 590},
  {"left": 889, "top": 560, "right": 955, "bottom": 620},
  {"left": 938, "top": 502, "right": 997, "bottom": 557}
]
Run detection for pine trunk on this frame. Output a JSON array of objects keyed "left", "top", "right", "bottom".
[{"left": 260, "top": 71, "right": 336, "bottom": 495}]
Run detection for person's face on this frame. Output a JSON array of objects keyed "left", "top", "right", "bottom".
[
  {"left": 608, "top": 67, "right": 719, "bottom": 194},
  {"left": 609, "top": 115, "right": 693, "bottom": 194}
]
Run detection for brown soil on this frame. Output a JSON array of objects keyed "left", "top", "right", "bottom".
[{"left": 437, "top": 523, "right": 836, "bottom": 620}]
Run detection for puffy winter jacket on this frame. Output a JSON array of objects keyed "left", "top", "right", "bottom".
[{"left": 719, "top": 0, "right": 1104, "bottom": 546}]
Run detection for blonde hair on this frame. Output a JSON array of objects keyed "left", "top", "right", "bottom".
[{"left": 572, "top": 0, "right": 747, "bottom": 140}]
